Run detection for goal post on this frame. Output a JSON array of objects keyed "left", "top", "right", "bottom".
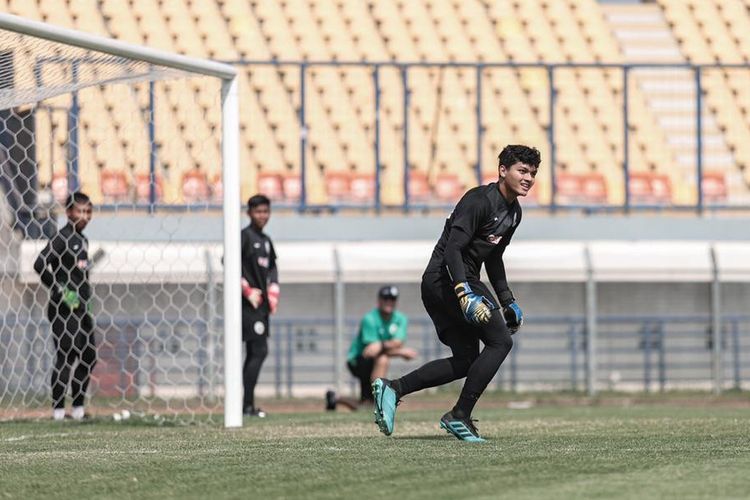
[{"left": 0, "top": 12, "right": 242, "bottom": 427}]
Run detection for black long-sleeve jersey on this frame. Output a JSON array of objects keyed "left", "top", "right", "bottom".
[
  {"left": 241, "top": 224, "right": 278, "bottom": 315},
  {"left": 33, "top": 223, "right": 92, "bottom": 304},
  {"left": 425, "top": 182, "right": 521, "bottom": 306}
]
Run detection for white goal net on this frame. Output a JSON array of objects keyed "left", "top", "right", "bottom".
[{"left": 0, "top": 14, "right": 241, "bottom": 425}]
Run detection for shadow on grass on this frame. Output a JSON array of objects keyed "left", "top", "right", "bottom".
[{"left": 393, "top": 435, "right": 450, "bottom": 441}]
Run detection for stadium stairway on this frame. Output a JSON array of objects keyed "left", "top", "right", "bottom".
[{"left": 603, "top": 2, "right": 738, "bottom": 205}]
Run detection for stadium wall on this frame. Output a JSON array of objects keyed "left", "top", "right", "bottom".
[{"left": 4, "top": 235, "right": 750, "bottom": 398}]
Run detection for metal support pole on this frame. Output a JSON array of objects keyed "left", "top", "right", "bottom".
[
  {"left": 204, "top": 249, "right": 217, "bottom": 402},
  {"left": 695, "top": 67, "right": 704, "bottom": 214},
  {"left": 402, "top": 67, "right": 410, "bottom": 211},
  {"left": 732, "top": 321, "right": 740, "bottom": 390},
  {"left": 570, "top": 325, "right": 578, "bottom": 391},
  {"left": 584, "top": 245, "right": 597, "bottom": 396},
  {"left": 286, "top": 324, "right": 293, "bottom": 397},
  {"left": 510, "top": 340, "right": 518, "bottom": 392},
  {"left": 333, "top": 247, "right": 344, "bottom": 393},
  {"left": 710, "top": 245, "right": 722, "bottom": 394},
  {"left": 475, "top": 65, "right": 483, "bottom": 186},
  {"left": 274, "top": 327, "right": 282, "bottom": 397},
  {"left": 643, "top": 324, "right": 652, "bottom": 393},
  {"left": 148, "top": 80, "right": 157, "bottom": 214},
  {"left": 658, "top": 323, "right": 666, "bottom": 392},
  {"left": 547, "top": 67, "right": 557, "bottom": 211},
  {"left": 622, "top": 66, "right": 630, "bottom": 212},
  {"left": 68, "top": 59, "right": 80, "bottom": 192},
  {"left": 221, "top": 76, "right": 242, "bottom": 428},
  {"left": 374, "top": 66, "right": 381, "bottom": 212},
  {"left": 299, "top": 64, "right": 307, "bottom": 212}
]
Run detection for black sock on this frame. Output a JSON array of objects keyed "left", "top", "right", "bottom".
[
  {"left": 395, "top": 357, "right": 471, "bottom": 399},
  {"left": 390, "top": 378, "right": 403, "bottom": 399},
  {"left": 453, "top": 392, "right": 479, "bottom": 418}
]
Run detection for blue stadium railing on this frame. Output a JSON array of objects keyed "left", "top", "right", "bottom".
[
  {"left": 34, "top": 60, "right": 750, "bottom": 215},
  {"left": 2, "top": 313, "right": 748, "bottom": 396}
]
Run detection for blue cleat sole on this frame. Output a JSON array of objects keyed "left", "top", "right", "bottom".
[{"left": 372, "top": 378, "right": 396, "bottom": 436}]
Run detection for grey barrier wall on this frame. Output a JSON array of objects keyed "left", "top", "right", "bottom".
[
  {"left": 5, "top": 239, "right": 750, "bottom": 404},
  {"left": 3, "top": 280, "right": 750, "bottom": 402}
]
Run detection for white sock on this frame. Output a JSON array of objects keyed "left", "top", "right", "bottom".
[
  {"left": 71, "top": 406, "right": 85, "bottom": 420},
  {"left": 53, "top": 408, "right": 66, "bottom": 421}
]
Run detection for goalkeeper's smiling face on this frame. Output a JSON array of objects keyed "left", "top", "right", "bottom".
[
  {"left": 248, "top": 203, "right": 271, "bottom": 230},
  {"left": 500, "top": 161, "right": 537, "bottom": 198}
]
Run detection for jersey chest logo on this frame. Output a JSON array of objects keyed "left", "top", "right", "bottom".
[{"left": 487, "top": 234, "right": 503, "bottom": 245}]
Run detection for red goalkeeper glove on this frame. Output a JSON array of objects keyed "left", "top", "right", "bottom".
[
  {"left": 241, "top": 277, "right": 263, "bottom": 309},
  {"left": 268, "top": 283, "right": 280, "bottom": 314}
]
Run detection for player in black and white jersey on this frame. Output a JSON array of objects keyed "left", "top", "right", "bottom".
[
  {"left": 371, "top": 145, "right": 540, "bottom": 441},
  {"left": 240, "top": 194, "right": 279, "bottom": 418},
  {"left": 34, "top": 192, "right": 97, "bottom": 421}
]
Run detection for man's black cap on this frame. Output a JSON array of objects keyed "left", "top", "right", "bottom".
[{"left": 378, "top": 285, "right": 399, "bottom": 300}]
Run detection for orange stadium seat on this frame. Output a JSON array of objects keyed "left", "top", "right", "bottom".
[
  {"left": 181, "top": 169, "right": 210, "bottom": 203},
  {"left": 650, "top": 174, "right": 672, "bottom": 204},
  {"left": 629, "top": 172, "right": 673, "bottom": 205},
  {"left": 100, "top": 169, "right": 130, "bottom": 203},
  {"left": 350, "top": 174, "right": 375, "bottom": 202},
  {"left": 408, "top": 171, "right": 431, "bottom": 203},
  {"left": 702, "top": 171, "right": 728, "bottom": 203},
  {"left": 434, "top": 173, "right": 463, "bottom": 202},
  {"left": 134, "top": 173, "right": 164, "bottom": 203},
  {"left": 628, "top": 172, "right": 652, "bottom": 203},
  {"left": 257, "top": 173, "right": 285, "bottom": 201},
  {"left": 581, "top": 175, "right": 608, "bottom": 205},
  {"left": 325, "top": 171, "right": 351, "bottom": 202},
  {"left": 210, "top": 174, "right": 223, "bottom": 203},
  {"left": 556, "top": 173, "right": 583, "bottom": 205},
  {"left": 556, "top": 172, "right": 608, "bottom": 205},
  {"left": 281, "top": 174, "right": 302, "bottom": 202}
]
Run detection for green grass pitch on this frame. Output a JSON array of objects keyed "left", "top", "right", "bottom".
[{"left": 2, "top": 397, "right": 750, "bottom": 499}]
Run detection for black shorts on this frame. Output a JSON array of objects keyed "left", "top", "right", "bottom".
[
  {"left": 421, "top": 271, "right": 503, "bottom": 358},
  {"left": 47, "top": 304, "right": 95, "bottom": 355},
  {"left": 347, "top": 355, "right": 375, "bottom": 401},
  {"left": 242, "top": 304, "right": 269, "bottom": 342},
  {"left": 347, "top": 355, "right": 374, "bottom": 380}
]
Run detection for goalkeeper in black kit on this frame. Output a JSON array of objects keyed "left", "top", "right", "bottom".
[
  {"left": 372, "top": 145, "right": 540, "bottom": 442},
  {"left": 33, "top": 192, "right": 96, "bottom": 421},
  {"left": 240, "top": 194, "right": 279, "bottom": 418}
]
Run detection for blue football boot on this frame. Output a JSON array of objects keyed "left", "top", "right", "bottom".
[
  {"left": 439, "top": 411, "right": 486, "bottom": 442},
  {"left": 372, "top": 378, "right": 399, "bottom": 436}
]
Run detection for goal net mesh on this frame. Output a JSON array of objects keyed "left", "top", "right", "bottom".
[{"left": 0, "top": 25, "right": 228, "bottom": 424}]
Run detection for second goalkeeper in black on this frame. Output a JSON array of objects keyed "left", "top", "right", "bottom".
[{"left": 240, "top": 194, "right": 279, "bottom": 418}]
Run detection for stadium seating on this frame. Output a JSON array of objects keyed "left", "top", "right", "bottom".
[
  {"left": 5, "top": 0, "right": 750, "bottom": 206},
  {"left": 655, "top": 0, "right": 750, "bottom": 202}
]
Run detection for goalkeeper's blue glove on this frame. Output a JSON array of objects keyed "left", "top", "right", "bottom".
[
  {"left": 454, "top": 282, "right": 494, "bottom": 325},
  {"left": 502, "top": 301, "right": 523, "bottom": 334}
]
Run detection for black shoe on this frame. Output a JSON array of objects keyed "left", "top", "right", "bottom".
[
  {"left": 325, "top": 390, "right": 336, "bottom": 411},
  {"left": 439, "top": 411, "right": 485, "bottom": 442},
  {"left": 243, "top": 407, "right": 267, "bottom": 418},
  {"left": 65, "top": 413, "right": 92, "bottom": 421}
]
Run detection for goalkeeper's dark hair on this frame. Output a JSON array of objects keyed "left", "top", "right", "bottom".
[
  {"left": 65, "top": 191, "right": 91, "bottom": 209},
  {"left": 498, "top": 145, "right": 541, "bottom": 170},
  {"left": 247, "top": 194, "right": 271, "bottom": 210}
]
